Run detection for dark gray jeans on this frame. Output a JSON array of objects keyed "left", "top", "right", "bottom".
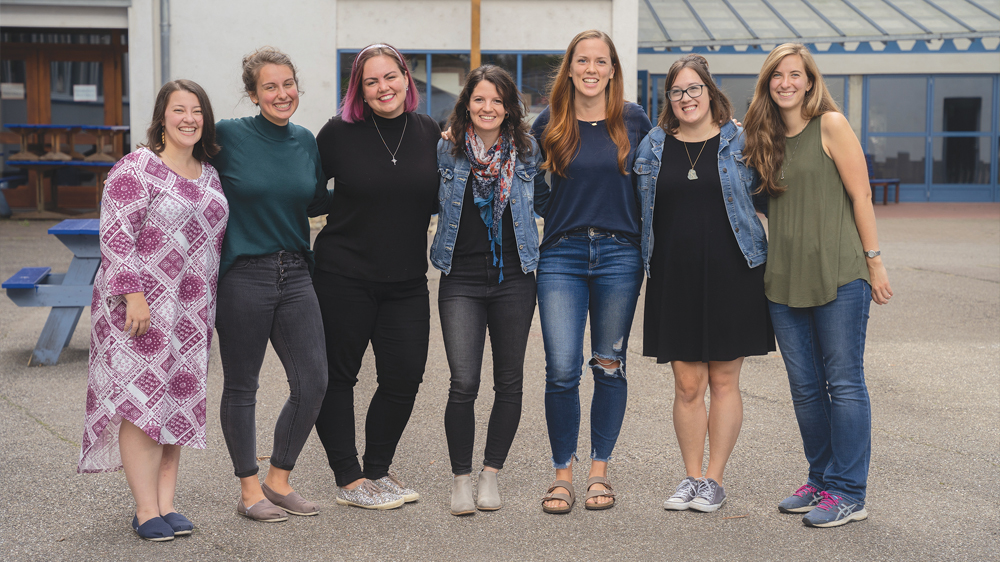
[
  {"left": 440, "top": 253, "right": 536, "bottom": 475},
  {"left": 216, "top": 251, "right": 328, "bottom": 478}
]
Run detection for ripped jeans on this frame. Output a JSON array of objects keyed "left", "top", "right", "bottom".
[{"left": 537, "top": 228, "right": 643, "bottom": 468}]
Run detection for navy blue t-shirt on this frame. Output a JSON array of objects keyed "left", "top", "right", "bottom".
[{"left": 531, "top": 102, "right": 652, "bottom": 250}]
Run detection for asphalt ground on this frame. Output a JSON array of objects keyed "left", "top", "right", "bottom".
[{"left": 1, "top": 203, "right": 997, "bottom": 561}]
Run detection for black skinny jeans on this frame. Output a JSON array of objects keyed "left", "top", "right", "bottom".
[
  {"left": 439, "top": 253, "right": 536, "bottom": 475},
  {"left": 312, "top": 270, "right": 430, "bottom": 487},
  {"left": 216, "top": 252, "right": 328, "bottom": 478}
]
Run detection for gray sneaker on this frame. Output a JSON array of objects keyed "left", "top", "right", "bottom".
[
  {"left": 778, "top": 484, "right": 822, "bottom": 513},
  {"left": 689, "top": 477, "right": 726, "bottom": 512},
  {"left": 664, "top": 477, "right": 700, "bottom": 510},
  {"left": 373, "top": 473, "right": 420, "bottom": 503},
  {"left": 336, "top": 479, "right": 404, "bottom": 510}
]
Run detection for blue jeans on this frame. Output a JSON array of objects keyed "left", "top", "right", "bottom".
[
  {"left": 537, "top": 228, "right": 643, "bottom": 468},
  {"left": 768, "top": 279, "right": 872, "bottom": 505}
]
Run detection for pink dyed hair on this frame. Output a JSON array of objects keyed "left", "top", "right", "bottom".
[{"left": 340, "top": 43, "right": 420, "bottom": 123}]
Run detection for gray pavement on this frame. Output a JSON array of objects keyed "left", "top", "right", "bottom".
[{"left": 1, "top": 205, "right": 998, "bottom": 561}]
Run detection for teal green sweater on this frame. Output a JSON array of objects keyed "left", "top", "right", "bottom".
[{"left": 213, "top": 114, "right": 331, "bottom": 277}]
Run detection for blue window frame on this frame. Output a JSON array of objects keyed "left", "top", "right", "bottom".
[
  {"left": 863, "top": 74, "right": 1000, "bottom": 202},
  {"left": 336, "top": 49, "right": 562, "bottom": 127}
]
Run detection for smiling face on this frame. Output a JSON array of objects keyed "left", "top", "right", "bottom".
[
  {"left": 250, "top": 63, "right": 299, "bottom": 126},
  {"left": 569, "top": 38, "right": 614, "bottom": 102},
  {"left": 769, "top": 54, "right": 812, "bottom": 113},
  {"left": 467, "top": 79, "right": 506, "bottom": 144},
  {"left": 162, "top": 89, "right": 203, "bottom": 151},
  {"left": 363, "top": 55, "right": 407, "bottom": 119},
  {"left": 669, "top": 67, "right": 712, "bottom": 130}
]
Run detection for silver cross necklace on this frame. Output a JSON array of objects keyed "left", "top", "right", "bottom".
[{"left": 373, "top": 113, "right": 407, "bottom": 165}]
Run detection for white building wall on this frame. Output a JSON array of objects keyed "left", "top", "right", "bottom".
[
  {"left": 128, "top": 0, "right": 157, "bottom": 144},
  {"left": 638, "top": 52, "right": 1000, "bottom": 76},
  {"left": 167, "top": 0, "right": 339, "bottom": 134}
]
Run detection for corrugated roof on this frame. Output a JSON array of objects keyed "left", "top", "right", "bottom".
[{"left": 639, "top": 0, "right": 1000, "bottom": 48}]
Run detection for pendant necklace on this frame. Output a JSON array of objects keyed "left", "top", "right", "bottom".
[
  {"left": 780, "top": 134, "right": 803, "bottom": 180},
  {"left": 373, "top": 113, "right": 407, "bottom": 165},
  {"left": 683, "top": 138, "right": 709, "bottom": 180}
]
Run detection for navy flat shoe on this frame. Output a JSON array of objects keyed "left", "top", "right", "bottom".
[
  {"left": 131, "top": 514, "right": 174, "bottom": 541},
  {"left": 161, "top": 512, "right": 193, "bottom": 536}
]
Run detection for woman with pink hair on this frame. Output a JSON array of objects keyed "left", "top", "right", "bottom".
[{"left": 311, "top": 43, "right": 441, "bottom": 509}]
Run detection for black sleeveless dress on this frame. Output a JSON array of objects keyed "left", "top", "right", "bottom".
[{"left": 642, "top": 134, "right": 775, "bottom": 363}]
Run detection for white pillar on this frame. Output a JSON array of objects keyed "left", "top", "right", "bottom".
[{"left": 612, "top": 0, "right": 639, "bottom": 102}]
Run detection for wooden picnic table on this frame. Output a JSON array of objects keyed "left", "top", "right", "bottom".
[{"left": 2, "top": 219, "right": 101, "bottom": 366}]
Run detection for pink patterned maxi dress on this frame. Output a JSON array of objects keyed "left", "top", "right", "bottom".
[{"left": 79, "top": 147, "right": 228, "bottom": 473}]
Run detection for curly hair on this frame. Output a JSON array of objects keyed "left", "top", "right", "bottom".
[{"left": 445, "top": 65, "right": 533, "bottom": 162}]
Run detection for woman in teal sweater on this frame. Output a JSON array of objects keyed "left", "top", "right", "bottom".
[{"left": 213, "top": 47, "right": 331, "bottom": 523}]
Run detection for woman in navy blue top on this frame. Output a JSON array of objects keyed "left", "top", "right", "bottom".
[{"left": 533, "top": 30, "right": 652, "bottom": 513}]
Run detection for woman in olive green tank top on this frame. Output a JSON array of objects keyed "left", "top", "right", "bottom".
[{"left": 743, "top": 44, "right": 893, "bottom": 529}]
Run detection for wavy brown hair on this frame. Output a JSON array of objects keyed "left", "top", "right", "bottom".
[
  {"left": 657, "top": 54, "right": 733, "bottom": 134},
  {"left": 541, "top": 30, "right": 630, "bottom": 177},
  {"left": 743, "top": 43, "right": 839, "bottom": 197},
  {"left": 141, "top": 79, "right": 219, "bottom": 161},
  {"left": 446, "top": 65, "right": 533, "bottom": 162}
]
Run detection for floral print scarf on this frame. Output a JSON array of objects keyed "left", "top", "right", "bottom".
[{"left": 463, "top": 124, "right": 516, "bottom": 281}]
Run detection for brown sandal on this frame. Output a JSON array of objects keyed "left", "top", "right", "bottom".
[
  {"left": 584, "top": 476, "right": 616, "bottom": 510},
  {"left": 541, "top": 480, "right": 575, "bottom": 514}
]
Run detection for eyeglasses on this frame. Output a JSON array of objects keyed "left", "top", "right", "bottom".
[{"left": 666, "top": 84, "right": 705, "bottom": 102}]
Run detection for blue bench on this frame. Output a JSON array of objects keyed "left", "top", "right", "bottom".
[{"left": 3, "top": 218, "right": 101, "bottom": 366}]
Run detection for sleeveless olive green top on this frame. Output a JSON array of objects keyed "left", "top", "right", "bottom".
[{"left": 764, "top": 116, "right": 869, "bottom": 308}]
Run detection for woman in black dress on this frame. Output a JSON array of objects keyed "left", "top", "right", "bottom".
[{"left": 634, "top": 55, "right": 774, "bottom": 512}]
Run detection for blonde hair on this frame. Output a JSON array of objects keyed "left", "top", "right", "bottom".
[{"left": 742, "top": 43, "right": 839, "bottom": 197}]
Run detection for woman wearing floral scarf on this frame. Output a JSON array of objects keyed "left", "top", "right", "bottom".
[{"left": 430, "top": 65, "right": 548, "bottom": 516}]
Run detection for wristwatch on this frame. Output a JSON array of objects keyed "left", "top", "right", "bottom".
[{"left": 865, "top": 249, "right": 881, "bottom": 259}]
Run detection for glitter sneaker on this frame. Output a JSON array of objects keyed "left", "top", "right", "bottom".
[
  {"left": 336, "top": 479, "right": 404, "bottom": 510},
  {"left": 373, "top": 473, "right": 420, "bottom": 503},
  {"left": 663, "top": 477, "right": 700, "bottom": 511},
  {"left": 689, "top": 477, "right": 726, "bottom": 512},
  {"left": 801, "top": 491, "right": 868, "bottom": 528},
  {"left": 778, "top": 483, "right": 823, "bottom": 514}
]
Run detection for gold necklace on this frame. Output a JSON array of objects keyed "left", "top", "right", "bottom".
[
  {"left": 780, "top": 135, "right": 803, "bottom": 180},
  {"left": 683, "top": 139, "right": 709, "bottom": 180}
]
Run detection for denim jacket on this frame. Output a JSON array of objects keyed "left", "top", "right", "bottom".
[
  {"left": 633, "top": 121, "right": 767, "bottom": 278},
  {"left": 430, "top": 137, "right": 549, "bottom": 274}
]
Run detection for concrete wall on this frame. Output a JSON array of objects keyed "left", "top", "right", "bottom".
[{"left": 166, "top": 0, "right": 338, "bottom": 134}]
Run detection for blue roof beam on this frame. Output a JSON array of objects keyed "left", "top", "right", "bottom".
[
  {"left": 721, "top": 0, "right": 760, "bottom": 39},
  {"left": 800, "top": 0, "right": 848, "bottom": 37},
  {"left": 642, "top": 0, "right": 672, "bottom": 42},
  {"left": 760, "top": 0, "right": 803, "bottom": 38},
  {"left": 922, "top": 0, "right": 977, "bottom": 31},
  {"left": 881, "top": 0, "right": 935, "bottom": 33},
  {"left": 681, "top": 0, "right": 717, "bottom": 40},
  {"left": 840, "top": 0, "right": 891, "bottom": 35},
  {"left": 963, "top": 0, "right": 1000, "bottom": 20}
]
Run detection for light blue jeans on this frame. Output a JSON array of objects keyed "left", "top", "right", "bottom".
[
  {"left": 768, "top": 279, "right": 872, "bottom": 505},
  {"left": 537, "top": 228, "right": 643, "bottom": 468}
]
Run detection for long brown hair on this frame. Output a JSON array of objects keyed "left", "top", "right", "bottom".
[
  {"left": 657, "top": 54, "right": 733, "bottom": 134},
  {"left": 141, "top": 79, "right": 219, "bottom": 161},
  {"left": 743, "top": 43, "right": 839, "bottom": 196},
  {"left": 541, "top": 30, "right": 630, "bottom": 177},
  {"left": 446, "top": 65, "right": 533, "bottom": 161}
]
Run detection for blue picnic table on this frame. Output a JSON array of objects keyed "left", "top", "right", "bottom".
[{"left": 3, "top": 218, "right": 101, "bottom": 366}]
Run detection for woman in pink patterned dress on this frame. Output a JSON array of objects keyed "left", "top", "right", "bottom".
[{"left": 79, "top": 79, "right": 228, "bottom": 542}]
